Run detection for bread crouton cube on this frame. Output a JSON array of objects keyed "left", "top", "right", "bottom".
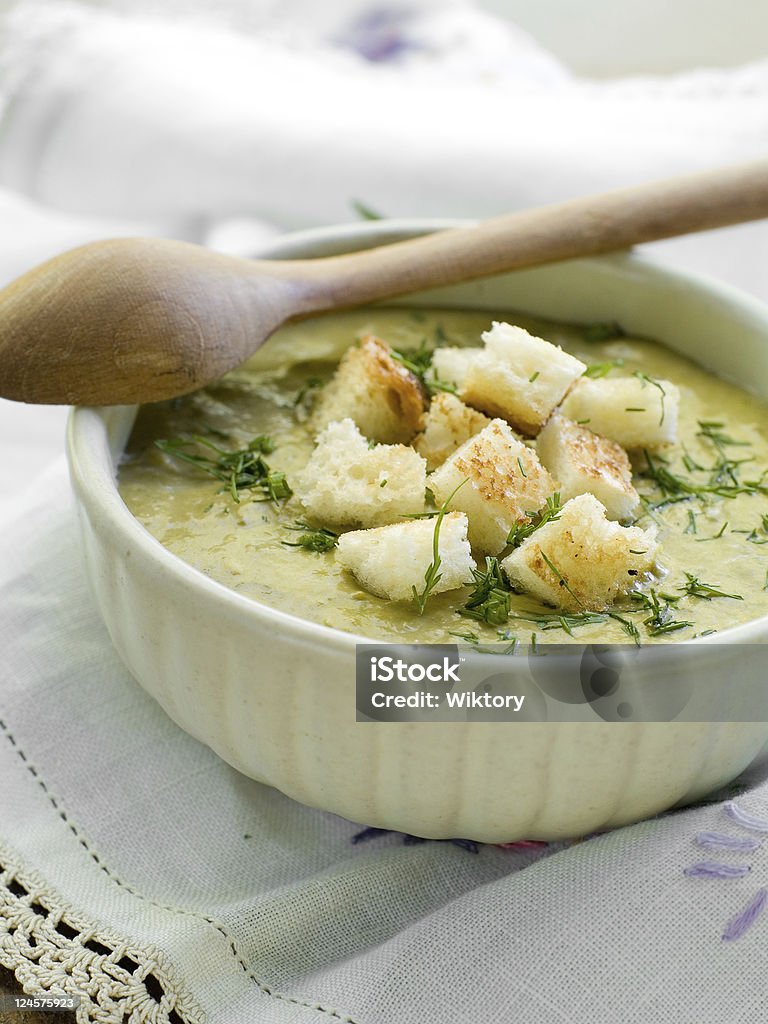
[
  {"left": 558, "top": 375, "right": 679, "bottom": 448},
  {"left": 295, "top": 418, "right": 426, "bottom": 529},
  {"left": 336, "top": 511, "right": 476, "bottom": 602},
  {"left": 414, "top": 393, "right": 491, "bottom": 470},
  {"left": 312, "top": 334, "right": 426, "bottom": 444},
  {"left": 461, "top": 322, "right": 586, "bottom": 435},
  {"left": 429, "top": 347, "right": 482, "bottom": 391},
  {"left": 428, "top": 419, "right": 556, "bottom": 554},
  {"left": 501, "top": 493, "right": 658, "bottom": 612},
  {"left": 536, "top": 413, "right": 639, "bottom": 521}
]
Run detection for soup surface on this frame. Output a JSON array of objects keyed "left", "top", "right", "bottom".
[{"left": 119, "top": 307, "right": 768, "bottom": 644}]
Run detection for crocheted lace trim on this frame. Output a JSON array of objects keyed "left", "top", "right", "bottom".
[{"left": 0, "top": 841, "right": 203, "bottom": 1024}]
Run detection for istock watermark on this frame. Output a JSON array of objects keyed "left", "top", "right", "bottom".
[{"left": 355, "top": 643, "right": 768, "bottom": 723}]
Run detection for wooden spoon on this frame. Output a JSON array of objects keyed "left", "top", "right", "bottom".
[{"left": 2, "top": 160, "right": 768, "bottom": 406}]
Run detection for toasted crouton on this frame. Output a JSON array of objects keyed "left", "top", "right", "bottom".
[
  {"left": 461, "top": 322, "right": 586, "bottom": 435},
  {"left": 501, "top": 493, "right": 658, "bottom": 611},
  {"left": 414, "top": 393, "right": 491, "bottom": 470},
  {"left": 428, "top": 419, "right": 556, "bottom": 554},
  {"left": 536, "top": 413, "right": 639, "bottom": 521},
  {"left": 312, "top": 334, "right": 426, "bottom": 444},
  {"left": 295, "top": 419, "right": 426, "bottom": 528},
  {"left": 429, "top": 347, "right": 482, "bottom": 390},
  {"left": 558, "top": 376, "right": 679, "bottom": 448},
  {"left": 336, "top": 512, "right": 476, "bottom": 602}
]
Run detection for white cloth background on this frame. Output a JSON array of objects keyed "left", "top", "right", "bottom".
[{"left": 2, "top": 2, "right": 768, "bottom": 1020}]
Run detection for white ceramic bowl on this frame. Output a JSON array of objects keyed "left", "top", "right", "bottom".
[{"left": 67, "top": 220, "right": 768, "bottom": 842}]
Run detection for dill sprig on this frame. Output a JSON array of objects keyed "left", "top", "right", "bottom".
[
  {"left": 390, "top": 340, "right": 457, "bottom": 397},
  {"left": 630, "top": 589, "right": 693, "bottom": 636},
  {"left": 679, "top": 573, "right": 743, "bottom": 602},
  {"left": 580, "top": 321, "right": 625, "bottom": 343},
  {"left": 507, "top": 493, "right": 564, "bottom": 548},
  {"left": 155, "top": 435, "right": 291, "bottom": 504},
  {"left": 351, "top": 198, "right": 383, "bottom": 220},
  {"left": 634, "top": 371, "right": 666, "bottom": 425},
  {"left": 540, "top": 551, "right": 582, "bottom": 607},
  {"left": 506, "top": 609, "right": 608, "bottom": 635},
  {"left": 639, "top": 448, "right": 767, "bottom": 505},
  {"left": 608, "top": 611, "right": 642, "bottom": 645},
  {"left": 459, "top": 557, "right": 511, "bottom": 626},
  {"left": 282, "top": 521, "right": 338, "bottom": 553},
  {"left": 293, "top": 377, "right": 323, "bottom": 410},
  {"left": 584, "top": 359, "right": 625, "bottom": 378},
  {"left": 412, "top": 479, "right": 468, "bottom": 614}
]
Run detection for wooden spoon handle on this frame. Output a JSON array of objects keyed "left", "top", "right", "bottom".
[{"left": 289, "top": 160, "right": 768, "bottom": 311}]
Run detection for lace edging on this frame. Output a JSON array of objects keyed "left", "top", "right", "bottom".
[{"left": 0, "top": 841, "right": 204, "bottom": 1024}]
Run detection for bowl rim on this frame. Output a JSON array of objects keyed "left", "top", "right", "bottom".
[{"left": 67, "top": 216, "right": 768, "bottom": 653}]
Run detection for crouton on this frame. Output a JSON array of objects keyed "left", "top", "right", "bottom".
[
  {"left": 295, "top": 419, "right": 426, "bottom": 528},
  {"left": 536, "top": 413, "right": 639, "bottom": 521},
  {"left": 429, "top": 347, "right": 482, "bottom": 391},
  {"left": 558, "top": 375, "right": 679, "bottom": 448},
  {"left": 312, "top": 334, "right": 426, "bottom": 444},
  {"left": 336, "top": 511, "right": 476, "bottom": 602},
  {"left": 461, "top": 322, "right": 586, "bottom": 435},
  {"left": 428, "top": 419, "right": 556, "bottom": 554},
  {"left": 414, "top": 393, "right": 491, "bottom": 470},
  {"left": 501, "top": 493, "right": 658, "bottom": 612}
]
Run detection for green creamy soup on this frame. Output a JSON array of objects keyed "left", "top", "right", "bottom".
[{"left": 119, "top": 307, "right": 768, "bottom": 645}]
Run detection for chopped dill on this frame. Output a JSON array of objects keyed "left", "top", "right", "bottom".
[
  {"left": 517, "top": 457, "right": 527, "bottom": 478},
  {"left": 293, "top": 377, "right": 323, "bottom": 409},
  {"left": 580, "top": 321, "right": 625, "bottom": 343},
  {"left": 584, "top": 359, "right": 625, "bottom": 378},
  {"left": 282, "top": 521, "right": 338, "bottom": 553},
  {"left": 529, "top": 371, "right": 540, "bottom": 383},
  {"left": 155, "top": 434, "right": 291, "bottom": 504},
  {"left": 608, "top": 611, "right": 641, "bottom": 646},
  {"left": 449, "top": 629, "right": 480, "bottom": 645},
  {"left": 507, "top": 493, "right": 564, "bottom": 548},
  {"left": 390, "top": 339, "right": 457, "bottom": 397},
  {"left": 351, "top": 198, "right": 383, "bottom": 220},
  {"left": 506, "top": 609, "right": 608, "bottom": 633},
  {"left": 634, "top": 371, "right": 667, "bottom": 425},
  {"left": 695, "top": 521, "right": 729, "bottom": 541},
  {"left": 540, "top": 551, "right": 582, "bottom": 606},
  {"left": 679, "top": 573, "right": 743, "bottom": 601},
  {"left": 630, "top": 589, "right": 693, "bottom": 636},
  {"left": 459, "top": 557, "right": 511, "bottom": 626},
  {"left": 412, "top": 479, "right": 468, "bottom": 614},
  {"left": 685, "top": 509, "right": 697, "bottom": 534}
]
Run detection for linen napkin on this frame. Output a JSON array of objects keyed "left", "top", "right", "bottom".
[{"left": 2, "top": 457, "right": 768, "bottom": 1024}]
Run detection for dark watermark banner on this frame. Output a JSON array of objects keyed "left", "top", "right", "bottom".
[{"left": 355, "top": 643, "right": 768, "bottom": 722}]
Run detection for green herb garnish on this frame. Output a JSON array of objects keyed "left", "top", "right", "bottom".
[
  {"left": 695, "top": 521, "right": 729, "bottom": 541},
  {"left": 540, "top": 551, "right": 582, "bottom": 607},
  {"left": 581, "top": 321, "right": 625, "bottom": 343},
  {"left": 630, "top": 589, "right": 693, "bottom": 636},
  {"left": 351, "top": 198, "right": 383, "bottom": 220},
  {"left": 459, "top": 557, "right": 511, "bottom": 626},
  {"left": 679, "top": 573, "right": 743, "bottom": 601},
  {"left": 155, "top": 435, "right": 291, "bottom": 504},
  {"left": 507, "top": 493, "right": 564, "bottom": 548},
  {"left": 390, "top": 340, "right": 457, "bottom": 397},
  {"left": 282, "top": 521, "right": 338, "bottom": 553},
  {"left": 412, "top": 479, "right": 468, "bottom": 614},
  {"left": 506, "top": 609, "right": 609, "bottom": 634},
  {"left": 584, "top": 359, "right": 625, "bottom": 379},
  {"left": 608, "top": 612, "right": 642, "bottom": 645},
  {"left": 634, "top": 372, "right": 667, "bottom": 425}
]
